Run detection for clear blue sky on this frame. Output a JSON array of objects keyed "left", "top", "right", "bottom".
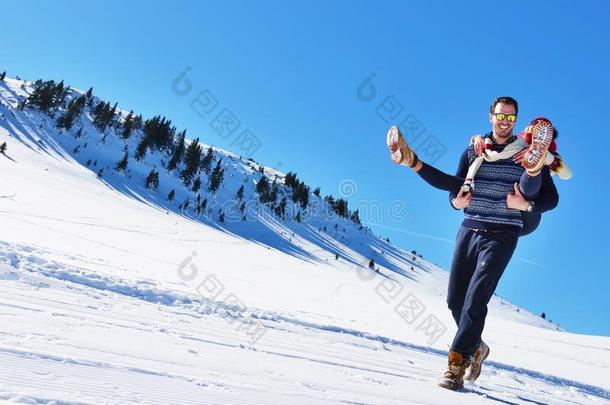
[{"left": 3, "top": 0, "right": 609, "bottom": 336}]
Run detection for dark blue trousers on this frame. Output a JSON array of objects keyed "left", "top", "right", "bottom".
[{"left": 447, "top": 226, "right": 519, "bottom": 358}]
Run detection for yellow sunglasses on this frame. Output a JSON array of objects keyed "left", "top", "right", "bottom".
[{"left": 493, "top": 113, "right": 517, "bottom": 122}]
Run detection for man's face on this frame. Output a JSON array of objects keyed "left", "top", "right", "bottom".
[{"left": 489, "top": 103, "right": 517, "bottom": 140}]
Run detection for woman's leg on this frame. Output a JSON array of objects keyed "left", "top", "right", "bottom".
[
  {"left": 388, "top": 126, "right": 464, "bottom": 195},
  {"left": 519, "top": 171, "right": 542, "bottom": 200},
  {"left": 415, "top": 161, "right": 464, "bottom": 194}
]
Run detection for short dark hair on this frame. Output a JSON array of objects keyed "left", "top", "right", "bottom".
[{"left": 490, "top": 96, "right": 519, "bottom": 115}]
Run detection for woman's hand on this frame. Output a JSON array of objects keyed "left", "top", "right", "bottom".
[
  {"left": 472, "top": 135, "right": 485, "bottom": 156},
  {"left": 512, "top": 147, "right": 529, "bottom": 164}
]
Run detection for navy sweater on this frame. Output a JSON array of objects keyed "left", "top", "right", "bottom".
[{"left": 449, "top": 138, "right": 559, "bottom": 236}]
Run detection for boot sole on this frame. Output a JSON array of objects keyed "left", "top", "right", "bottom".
[
  {"left": 465, "top": 343, "right": 490, "bottom": 382},
  {"left": 386, "top": 126, "right": 413, "bottom": 166},
  {"left": 522, "top": 122, "right": 554, "bottom": 172},
  {"left": 438, "top": 380, "right": 464, "bottom": 390}
]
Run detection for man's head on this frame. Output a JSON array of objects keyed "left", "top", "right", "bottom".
[{"left": 489, "top": 96, "right": 518, "bottom": 142}]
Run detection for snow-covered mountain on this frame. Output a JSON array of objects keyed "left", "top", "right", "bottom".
[{"left": 0, "top": 76, "right": 608, "bottom": 404}]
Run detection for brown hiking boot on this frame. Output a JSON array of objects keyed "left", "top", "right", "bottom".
[
  {"left": 386, "top": 125, "right": 418, "bottom": 167},
  {"left": 438, "top": 351, "right": 471, "bottom": 390},
  {"left": 465, "top": 341, "right": 490, "bottom": 381}
]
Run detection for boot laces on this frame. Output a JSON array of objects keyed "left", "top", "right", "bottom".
[{"left": 444, "top": 363, "right": 463, "bottom": 378}]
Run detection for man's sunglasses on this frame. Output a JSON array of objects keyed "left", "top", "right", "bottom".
[{"left": 493, "top": 113, "right": 517, "bottom": 122}]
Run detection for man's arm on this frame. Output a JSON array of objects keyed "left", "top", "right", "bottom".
[{"left": 449, "top": 148, "right": 471, "bottom": 210}]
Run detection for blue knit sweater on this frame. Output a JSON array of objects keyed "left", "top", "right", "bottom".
[{"left": 449, "top": 135, "right": 559, "bottom": 233}]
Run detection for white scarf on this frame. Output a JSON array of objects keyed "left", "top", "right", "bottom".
[{"left": 463, "top": 136, "right": 528, "bottom": 190}]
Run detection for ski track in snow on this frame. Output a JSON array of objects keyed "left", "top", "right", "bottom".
[{"left": 0, "top": 242, "right": 608, "bottom": 405}]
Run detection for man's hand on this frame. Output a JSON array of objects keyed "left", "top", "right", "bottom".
[
  {"left": 507, "top": 183, "right": 530, "bottom": 211},
  {"left": 452, "top": 190, "right": 472, "bottom": 209}
]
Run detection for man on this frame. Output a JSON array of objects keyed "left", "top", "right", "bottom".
[{"left": 387, "top": 97, "right": 559, "bottom": 390}]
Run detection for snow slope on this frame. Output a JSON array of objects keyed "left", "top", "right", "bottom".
[{"left": 0, "top": 77, "right": 609, "bottom": 404}]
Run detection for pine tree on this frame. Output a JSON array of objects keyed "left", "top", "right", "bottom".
[
  {"left": 141, "top": 115, "right": 176, "bottom": 152},
  {"left": 219, "top": 211, "right": 225, "bottom": 223},
  {"left": 299, "top": 184, "right": 310, "bottom": 208},
  {"left": 192, "top": 177, "right": 202, "bottom": 193},
  {"left": 0, "top": 142, "right": 7, "bottom": 154},
  {"left": 167, "top": 189, "right": 175, "bottom": 202},
  {"left": 26, "top": 79, "right": 68, "bottom": 113},
  {"left": 350, "top": 209, "right": 361, "bottom": 225},
  {"left": 121, "top": 110, "right": 135, "bottom": 139},
  {"left": 236, "top": 185, "right": 245, "bottom": 201},
  {"left": 330, "top": 198, "right": 348, "bottom": 217},
  {"left": 92, "top": 100, "right": 105, "bottom": 117},
  {"left": 133, "top": 114, "right": 143, "bottom": 130},
  {"left": 284, "top": 172, "right": 310, "bottom": 209},
  {"left": 200, "top": 147, "right": 214, "bottom": 175},
  {"left": 313, "top": 187, "right": 321, "bottom": 197},
  {"left": 97, "top": 168, "right": 104, "bottom": 178},
  {"left": 180, "top": 138, "right": 203, "bottom": 186},
  {"left": 145, "top": 169, "right": 160, "bottom": 190},
  {"left": 134, "top": 136, "right": 149, "bottom": 161},
  {"left": 167, "top": 130, "right": 186, "bottom": 171},
  {"left": 75, "top": 126, "right": 83, "bottom": 138},
  {"left": 208, "top": 159, "right": 225, "bottom": 193},
  {"left": 285, "top": 172, "right": 298, "bottom": 188},
  {"left": 85, "top": 87, "right": 94, "bottom": 107},
  {"left": 115, "top": 150, "right": 129, "bottom": 172},
  {"left": 57, "top": 94, "right": 86, "bottom": 130},
  {"left": 256, "top": 176, "right": 272, "bottom": 203},
  {"left": 109, "top": 102, "right": 118, "bottom": 123},
  {"left": 56, "top": 80, "right": 67, "bottom": 100},
  {"left": 275, "top": 197, "right": 287, "bottom": 219},
  {"left": 92, "top": 100, "right": 116, "bottom": 132},
  {"left": 270, "top": 181, "right": 279, "bottom": 203},
  {"left": 0, "top": 71, "right": 6, "bottom": 81}
]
